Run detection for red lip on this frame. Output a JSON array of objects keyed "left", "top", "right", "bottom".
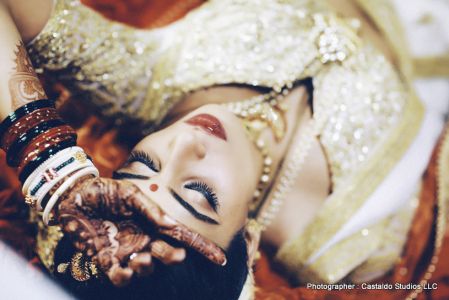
[{"left": 185, "top": 113, "right": 227, "bottom": 141}]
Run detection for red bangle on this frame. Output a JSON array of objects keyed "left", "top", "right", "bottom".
[
  {"left": 0, "top": 107, "right": 60, "bottom": 152},
  {"left": 17, "top": 125, "right": 76, "bottom": 170},
  {"left": 17, "top": 135, "right": 76, "bottom": 174}
]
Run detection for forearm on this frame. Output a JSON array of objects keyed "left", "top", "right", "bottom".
[
  {"left": 0, "top": 0, "right": 50, "bottom": 119},
  {"left": 0, "top": 2, "right": 82, "bottom": 212}
]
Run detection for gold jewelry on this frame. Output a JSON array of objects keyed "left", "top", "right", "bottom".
[
  {"left": 225, "top": 86, "right": 290, "bottom": 142},
  {"left": 60, "top": 252, "right": 99, "bottom": 282},
  {"left": 70, "top": 252, "right": 91, "bottom": 282},
  {"left": 246, "top": 218, "right": 264, "bottom": 235},
  {"left": 25, "top": 195, "right": 37, "bottom": 207},
  {"left": 257, "top": 120, "right": 318, "bottom": 229},
  {"left": 225, "top": 83, "right": 322, "bottom": 228},
  {"left": 57, "top": 262, "right": 70, "bottom": 274},
  {"left": 56, "top": 252, "right": 99, "bottom": 282},
  {"left": 224, "top": 86, "right": 290, "bottom": 210}
]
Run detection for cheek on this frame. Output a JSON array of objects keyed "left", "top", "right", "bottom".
[
  {"left": 221, "top": 195, "right": 249, "bottom": 235},
  {"left": 210, "top": 151, "right": 256, "bottom": 207}
]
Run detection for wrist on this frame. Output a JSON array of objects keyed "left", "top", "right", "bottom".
[{"left": 0, "top": 100, "right": 101, "bottom": 224}]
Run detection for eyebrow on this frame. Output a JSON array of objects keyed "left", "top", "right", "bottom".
[{"left": 170, "top": 189, "right": 219, "bottom": 225}]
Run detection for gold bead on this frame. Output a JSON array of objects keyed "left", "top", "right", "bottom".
[
  {"left": 261, "top": 174, "right": 270, "bottom": 183},
  {"left": 253, "top": 190, "right": 261, "bottom": 198},
  {"left": 74, "top": 151, "right": 87, "bottom": 163},
  {"left": 264, "top": 157, "right": 272, "bottom": 166},
  {"left": 25, "top": 195, "right": 37, "bottom": 207},
  {"left": 57, "top": 263, "right": 69, "bottom": 274}
]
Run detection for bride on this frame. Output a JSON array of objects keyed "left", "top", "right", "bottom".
[{"left": 1, "top": 0, "right": 448, "bottom": 299}]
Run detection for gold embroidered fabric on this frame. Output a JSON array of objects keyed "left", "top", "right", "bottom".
[
  {"left": 28, "top": 0, "right": 162, "bottom": 130},
  {"left": 348, "top": 195, "right": 419, "bottom": 283},
  {"left": 28, "top": 0, "right": 425, "bottom": 284},
  {"left": 31, "top": 211, "right": 64, "bottom": 273},
  {"left": 413, "top": 55, "right": 449, "bottom": 78}
]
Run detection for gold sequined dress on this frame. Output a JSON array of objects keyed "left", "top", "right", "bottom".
[{"left": 28, "top": 0, "right": 429, "bottom": 285}]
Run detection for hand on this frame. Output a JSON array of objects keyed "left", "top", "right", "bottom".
[{"left": 55, "top": 177, "right": 226, "bottom": 286}]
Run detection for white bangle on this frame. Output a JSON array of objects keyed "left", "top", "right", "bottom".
[
  {"left": 26, "top": 153, "right": 94, "bottom": 211},
  {"left": 22, "top": 147, "right": 84, "bottom": 195},
  {"left": 42, "top": 166, "right": 99, "bottom": 225}
]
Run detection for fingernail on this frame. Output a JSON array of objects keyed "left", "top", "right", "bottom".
[
  {"left": 221, "top": 257, "right": 227, "bottom": 266},
  {"left": 162, "top": 215, "right": 177, "bottom": 225},
  {"left": 175, "top": 249, "right": 186, "bottom": 261}
]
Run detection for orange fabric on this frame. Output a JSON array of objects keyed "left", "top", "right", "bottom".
[
  {"left": 81, "top": 0, "right": 204, "bottom": 28},
  {"left": 254, "top": 130, "right": 449, "bottom": 300}
]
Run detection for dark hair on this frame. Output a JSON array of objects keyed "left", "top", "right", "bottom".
[{"left": 54, "top": 230, "right": 248, "bottom": 300}]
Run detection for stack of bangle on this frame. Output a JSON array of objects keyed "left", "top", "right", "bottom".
[
  {"left": 21, "top": 146, "right": 98, "bottom": 224},
  {"left": 1, "top": 100, "right": 99, "bottom": 224}
]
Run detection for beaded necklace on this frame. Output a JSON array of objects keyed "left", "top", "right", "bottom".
[{"left": 224, "top": 85, "right": 322, "bottom": 229}]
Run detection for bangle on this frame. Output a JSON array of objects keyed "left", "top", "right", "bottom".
[
  {"left": 0, "top": 107, "right": 60, "bottom": 150},
  {"left": 26, "top": 153, "right": 94, "bottom": 211},
  {"left": 42, "top": 166, "right": 99, "bottom": 225},
  {"left": 0, "top": 99, "right": 54, "bottom": 141},
  {"left": 6, "top": 119, "right": 65, "bottom": 166},
  {"left": 19, "top": 138, "right": 76, "bottom": 183},
  {"left": 22, "top": 146, "right": 84, "bottom": 195},
  {"left": 17, "top": 125, "right": 77, "bottom": 170},
  {"left": 18, "top": 134, "right": 76, "bottom": 176}
]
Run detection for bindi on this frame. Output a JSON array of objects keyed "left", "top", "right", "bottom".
[{"left": 149, "top": 183, "right": 159, "bottom": 192}]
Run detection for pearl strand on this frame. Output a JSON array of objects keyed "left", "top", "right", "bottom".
[{"left": 258, "top": 120, "right": 318, "bottom": 229}]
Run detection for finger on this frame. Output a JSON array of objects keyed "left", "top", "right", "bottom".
[
  {"left": 58, "top": 214, "right": 108, "bottom": 255},
  {"left": 78, "top": 178, "right": 176, "bottom": 228},
  {"left": 128, "top": 252, "right": 154, "bottom": 276},
  {"left": 114, "top": 224, "right": 151, "bottom": 263},
  {"left": 93, "top": 253, "right": 134, "bottom": 287},
  {"left": 159, "top": 226, "right": 227, "bottom": 266},
  {"left": 124, "top": 187, "right": 178, "bottom": 228},
  {"left": 150, "top": 240, "right": 186, "bottom": 265},
  {"left": 107, "top": 263, "right": 134, "bottom": 287}
]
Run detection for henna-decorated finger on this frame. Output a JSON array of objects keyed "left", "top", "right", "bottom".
[
  {"left": 128, "top": 252, "right": 154, "bottom": 276},
  {"left": 56, "top": 176, "right": 228, "bottom": 287},
  {"left": 73, "top": 178, "right": 178, "bottom": 228},
  {"left": 58, "top": 214, "right": 111, "bottom": 256},
  {"left": 122, "top": 185, "right": 178, "bottom": 228},
  {"left": 114, "top": 220, "right": 151, "bottom": 262},
  {"left": 107, "top": 263, "right": 134, "bottom": 287},
  {"left": 93, "top": 247, "right": 134, "bottom": 287},
  {"left": 159, "top": 226, "right": 227, "bottom": 266},
  {"left": 150, "top": 240, "right": 186, "bottom": 265}
]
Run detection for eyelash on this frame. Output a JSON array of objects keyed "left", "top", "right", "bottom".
[
  {"left": 112, "top": 171, "right": 149, "bottom": 180},
  {"left": 127, "top": 150, "right": 159, "bottom": 172},
  {"left": 185, "top": 181, "right": 219, "bottom": 209}
]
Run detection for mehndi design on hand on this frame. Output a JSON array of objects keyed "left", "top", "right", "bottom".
[
  {"left": 9, "top": 41, "right": 47, "bottom": 109},
  {"left": 55, "top": 177, "right": 226, "bottom": 286}
]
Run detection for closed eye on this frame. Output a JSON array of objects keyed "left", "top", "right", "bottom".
[{"left": 185, "top": 181, "right": 219, "bottom": 213}]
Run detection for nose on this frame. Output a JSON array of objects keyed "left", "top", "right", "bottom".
[{"left": 168, "top": 131, "right": 206, "bottom": 164}]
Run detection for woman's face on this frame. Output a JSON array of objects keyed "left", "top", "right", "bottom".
[{"left": 114, "top": 104, "right": 261, "bottom": 248}]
